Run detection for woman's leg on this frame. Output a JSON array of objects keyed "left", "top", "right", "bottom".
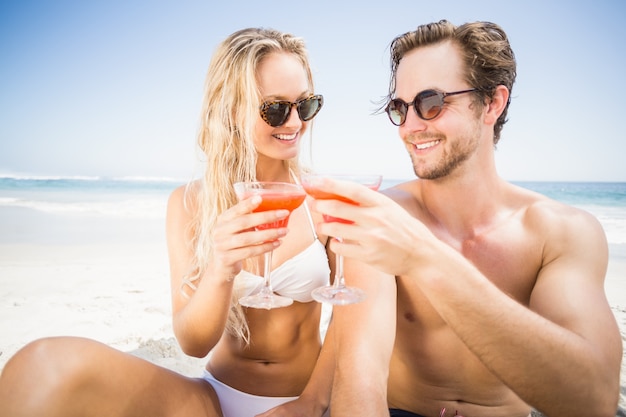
[{"left": 0, "top": 336, "right": 222, "bottom": 417}]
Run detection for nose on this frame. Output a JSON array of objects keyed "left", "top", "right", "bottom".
[
  {"left": 400, "top": 104, "right": 428, "bottom": 134},
  {"left": 283, "top": 104, "right": 303, "bottom": 127}
]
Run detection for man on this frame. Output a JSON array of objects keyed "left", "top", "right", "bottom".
[{"left": 310, "top": 20, "right": 622, "bottom": 417}]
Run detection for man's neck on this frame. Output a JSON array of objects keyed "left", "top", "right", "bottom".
[{"left": 418, "top": 170, "right": 505, "bottom": 240}]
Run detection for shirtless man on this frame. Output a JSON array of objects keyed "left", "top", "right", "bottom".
[{"left": 308, "top": 20, "right": 622, "bottom": 417}]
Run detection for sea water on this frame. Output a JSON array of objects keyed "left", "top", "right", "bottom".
[
  {"left": 0, "top": 175, "right": 180, "bottom": 220},
  {"left": 1, "top": 176, "right": 625, "bottom": 245}
]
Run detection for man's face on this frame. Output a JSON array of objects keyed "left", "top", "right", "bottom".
[{"left": 394, "top": 41, "right": 484, "bottom": 180}]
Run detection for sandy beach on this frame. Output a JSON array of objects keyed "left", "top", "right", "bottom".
[
  {"left": 0, "top": 205, "right": 625, "bottom": 414},
  {"left": 0, "top": 206, "right": 209, "bottom": 377}
]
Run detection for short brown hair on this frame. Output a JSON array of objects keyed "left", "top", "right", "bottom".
[{"left": 386, "top": 20, "right": 516, "bottom": 144}]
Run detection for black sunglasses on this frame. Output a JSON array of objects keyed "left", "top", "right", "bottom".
[
  {"left": 385, "top": 88, "right": 477, "bottom": 126},
  {"left": 259, "top": 95, "right": 324, "bottom": 127}
]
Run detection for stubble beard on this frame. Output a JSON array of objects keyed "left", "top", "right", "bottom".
[
  {"left": 409, "top": 122, "right": 482, "bottom": 180},
  {"left": 410, "top": 140, "right": 469, "bottom": 180}
]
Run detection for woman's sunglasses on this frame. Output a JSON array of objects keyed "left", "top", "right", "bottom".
[
  {"left": 259, "top": 95, "right": 324, "bottom": 127},
  {"left": 385, "top": 88, "right": 477, "bottom": 126}
]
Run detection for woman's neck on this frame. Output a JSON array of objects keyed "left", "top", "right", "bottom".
[{"left": 255, "top": 159, "right": 293, "bottom": 183}]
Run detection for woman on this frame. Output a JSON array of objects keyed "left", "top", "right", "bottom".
[{"left": 0, "top": 28, "right": 332, "bottom": 417}]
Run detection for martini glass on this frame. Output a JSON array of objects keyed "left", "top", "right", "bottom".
[
  {"left": 234, "top": 181, "right": 306, "bottom": 309},
  {"left": 301, "top": 174, "right": 383, "bottom": 305}
]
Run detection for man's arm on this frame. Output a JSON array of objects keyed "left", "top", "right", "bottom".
[
  {"left": 405, "top": 204, "right": 622, "bottom": 417},
  {"left": 310, "top": 179, "right": 622, "bottom": 417},
  {"left": 331, "top": 259, "right": 397, "bottom": 416}
]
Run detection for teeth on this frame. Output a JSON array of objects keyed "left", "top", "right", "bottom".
[
  {"left": 275, "top": 133, "right": 297, "bottom": 141},
  {"left": 415, "top": 140, "right": 439, "bottom": 150}
]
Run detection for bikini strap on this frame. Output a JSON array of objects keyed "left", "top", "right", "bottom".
[{"left": 290, "top": 168, "right": 318, "bottom": 240}]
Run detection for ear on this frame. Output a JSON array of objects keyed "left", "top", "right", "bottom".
[{"left": 483, "top": 85, "right": 509, "bottom": 126}]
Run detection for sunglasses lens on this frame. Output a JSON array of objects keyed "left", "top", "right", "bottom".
[
  {"left": 261, "top": 95, "right": 323, "bottom": 127},
  {"left": 416, "top": 90, "right": 444, "bottom": 120},
  {"left": 298, "top": 96, "right": 323, "bottom": 121},
  {"left": 263, "top": 102, "right": 291, "bottom": 127},
  {"left": 386, "top": 99, "right": 407, "bottom": 126}
]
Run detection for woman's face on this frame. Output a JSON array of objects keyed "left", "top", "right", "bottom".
[{"left": 254, "top": 52, "right": 312, "bottom": 163}]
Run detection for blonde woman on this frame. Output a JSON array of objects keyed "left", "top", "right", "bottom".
[{"left": 0, "top": 28, "right": 333, "bottom": 417}]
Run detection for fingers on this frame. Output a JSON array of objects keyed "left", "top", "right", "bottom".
[
  {"left": 226, "top": 195, "right": 290, "bottom": 223},
  {"left": 307, "top": 186, "right": 386, "bottom": 239},
  {"left": 209, "top": 196, "right": 291, "bottom": 269},
  {"left": 305, "top": 179, "right": 413, "bottom": 270},
  {"left": 212, "top": 239, "right": 282, "bottom": 271},
  {"left": 220, "top": 195, "right": 290, "bottom": 235},
  {"left": 310, "top": 177, "right": 384, "bottom": 206},
  {"left": 308, "top": 179, "right": 387, "bottom": 223}
]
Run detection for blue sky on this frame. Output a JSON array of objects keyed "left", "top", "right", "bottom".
[{"left": 1, "top": 0, "right": 625, "bottom": 182}]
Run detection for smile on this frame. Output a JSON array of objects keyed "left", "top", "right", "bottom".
[
  {"left": 274, "top": 132, "right": 298, "bottom": 141},
  {"left": 413, "top": 139, "right": 440, "bottom": 150}
]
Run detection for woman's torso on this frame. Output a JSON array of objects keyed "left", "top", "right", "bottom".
[{"left": 208, "top": 197, "right": 331, "bottom": 396}]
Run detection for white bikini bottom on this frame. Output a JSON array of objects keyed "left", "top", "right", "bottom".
[{"left": 202, "top": 370, "right": 314, "bottom": 417}]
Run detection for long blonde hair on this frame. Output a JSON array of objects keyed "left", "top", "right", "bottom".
[{"left": 184, "top": 28, "right": 316, "bottom": 344}]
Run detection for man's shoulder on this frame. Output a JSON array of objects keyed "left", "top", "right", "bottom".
[
  {"left": 514, "top": 187, "right": 606, "bottom": 247},
  {"left": 519, "top": 190, "right": 598, "bottom": 228},
  {"left": 382, "top": 179, "right": 420, "bottom": 200},
  {"left": 381, "top": 180, "right": 423, "bottom": 213}
]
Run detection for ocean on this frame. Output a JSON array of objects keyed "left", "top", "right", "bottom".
[
  {"left": 0, "top": 176, "right": 625, "bottom": 245},
  {"left": 0, "top": 175, "right": 180, "bottom": 220}
]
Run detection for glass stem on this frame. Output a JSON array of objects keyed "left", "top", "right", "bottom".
[
  {"left": 261, "top": 250, "right": 274, "bottom": 296},
  {"left": 334, "top": 253, "right": 346, "bottom": 289}
]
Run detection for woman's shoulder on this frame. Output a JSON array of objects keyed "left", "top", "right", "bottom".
[{"left": 167, "top": 180, "right": 202, "bottom": 217}]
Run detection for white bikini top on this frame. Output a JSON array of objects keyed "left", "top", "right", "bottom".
[{"left": 233, "top": 173, "right": 330, "bottom": 303}]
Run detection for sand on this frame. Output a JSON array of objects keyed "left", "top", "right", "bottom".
[{"left": 0, "top": 207, "right": 624, "bottom": 413}]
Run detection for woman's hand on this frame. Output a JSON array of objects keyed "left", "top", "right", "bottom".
[{"left": 209, "top": 194, "right": 290, "bottom": 281}]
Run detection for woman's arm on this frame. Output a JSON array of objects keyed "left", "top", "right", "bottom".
[{"left": 166, "top": 184, "right": 289, "bottom": 357}]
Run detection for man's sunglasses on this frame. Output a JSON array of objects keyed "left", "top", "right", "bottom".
[
  {"left": 385, "top": 88, "right": 477, "bottom": 126},
  {"left": 260, "top": 95, "right": 324, "bottom": 127}
]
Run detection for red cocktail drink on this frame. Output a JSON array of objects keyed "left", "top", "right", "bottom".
[
  {"left": 240, "top": 191, "right": 306, "bottom": 229},
  {"left": 300, "top": 174, "right": 382, "bottom": 305},
  {"left": 233, "top": 181, "right": 306, "bottom": 309},
  {"left": 303, "top": 186, "right": 380, "bottom": 224}
]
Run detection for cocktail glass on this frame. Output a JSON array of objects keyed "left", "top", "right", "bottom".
[
  {"left": 301, "top": 174, "right": 382, "bottom": 305},
  {"left": 233, "top": 181, "right": 306, "bottom": 309}
]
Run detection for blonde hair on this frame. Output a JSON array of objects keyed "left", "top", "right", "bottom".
[{"left": 183, "top": 28, "right": 316, "bottom": 344}]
